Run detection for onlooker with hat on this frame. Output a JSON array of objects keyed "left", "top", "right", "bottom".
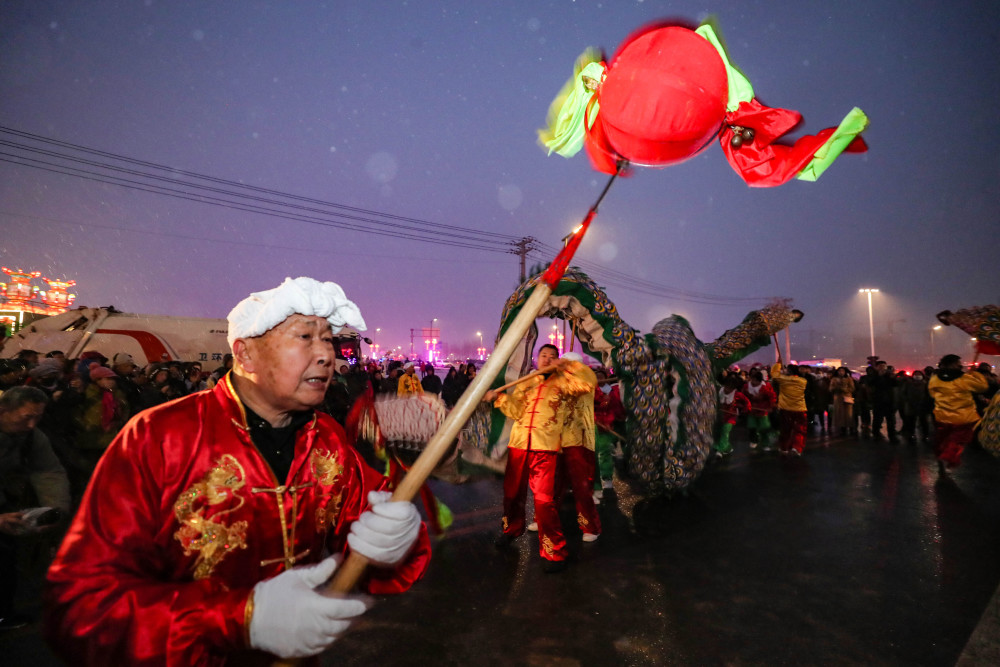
[
  {"left": 420, "top": 363, "right": 442, "bottom": 395},
  {"left": 140, "top": 365, "right": 178, "bottom": 410},
  {"left": 397, "top": 361, "right": 424, "bottom": 396},
  {"left": 72, "top": 364, "right": 129, "bottom": 480},
  {"left": 111, "top": 353, "right": 144, "bottom": 414},
  {"left": 28, "top": 359, "right": 86, "bottom": 496},
  {"left": 441, "top": 366, "right": 462, "bottom": 407},
  {"left": 73, "top": 351, "right": 107, "bottom": 391},
  {"left": 183, "top": 362, "right": 207, "bottom": 394},
  {"left": 321, "top": 359, "right": 352, "bottom": 426},
  {"left": 15, "top": 349, "right": 39, "bottom": 370},
  {"left": 0, "top": 359, "right": 29, "bottom": 392},
  {"left": 26, "top": 358, "right": 77, "bottom": 436}
]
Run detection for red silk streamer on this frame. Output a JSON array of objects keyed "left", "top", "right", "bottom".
[
  {"left": 720, "top": 99, "right": 868, "bottom": 187},
  {"left": 542, "top": 210, "right": 596, "bottom": 289}
]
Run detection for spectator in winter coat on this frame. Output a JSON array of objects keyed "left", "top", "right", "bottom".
[
  {"left": 73, "top": 365, "right": 129, "bottom": 476},
  {"left": 899, "top": 371, "right": 932, "bottom": 442},
  {"left": 420, "top": 364, "right": 443, "bottom": 395},
  {"left": 829, "top": 367, "right": 856, "bottom": 437},
  {"left": 111, "top": 353, "right": 144, "bottom": 415},
  {"left": 869, "top": 361, "right": 898, "bottom": 441},
  {"left": 441, "top": 368, "right": 462, "bottom": 408},
  {"left": 0, "top": 386, "right": 71, "bottom": 630}
]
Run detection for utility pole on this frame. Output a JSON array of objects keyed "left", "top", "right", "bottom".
[{"left": 509, "top": 236, "right": 538, "bottom": 283}]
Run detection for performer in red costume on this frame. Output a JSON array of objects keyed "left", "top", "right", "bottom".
[
  {"left": 713, "top": 373, "right": 752, "bottom": 457},
  {"left": 44, "top": 276, "right": 431, "bottom": 666},
  {"left": 485, "top": 344, "right": 591, "bottom": 573},
  {"left": 744, "top": 368, "right": 777, "bottom": 452}
]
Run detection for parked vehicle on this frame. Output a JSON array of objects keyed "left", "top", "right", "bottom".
[{"left": 1, "top": 306, "right": 363, "bottom": 368}]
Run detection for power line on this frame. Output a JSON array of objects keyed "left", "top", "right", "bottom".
[
  {"left": 0, "top": 152, "right": 509, "bottom": 253},
  {"left": 0, "top": 126, "right": 519, "bottom": 242},
  {"left": 530, "top": 241, "right": 774, "bottom": 305},
  {"left": 1, "top": 126, "right": 778, "bottom": 306},
  {"left": 0, "top": 209, "right": 511, "bottom": 265}
]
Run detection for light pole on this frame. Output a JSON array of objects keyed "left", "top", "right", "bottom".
[
  {"left": 429, "top": 318, "right": 438, "bottom": 364},
  {"left": 477, "top": 331, "right": 484, "bottom": 360},
  {"left": 931, "top": 324, "right": 941, "bottom": 360},
  {"left": 859, "top": 288, "right": 879, "bottom": 359}
]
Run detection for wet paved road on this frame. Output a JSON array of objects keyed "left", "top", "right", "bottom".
[{"left": 5, "top": 429, "right": 1000, "bottom": 666}]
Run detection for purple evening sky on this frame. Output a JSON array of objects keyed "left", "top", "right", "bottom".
[{"left": 1, "top": 1, "right": 998, "bottom": 368}]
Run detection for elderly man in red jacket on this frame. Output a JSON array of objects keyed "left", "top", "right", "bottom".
[{"left": 45, "top": 277, "right": 431, "bottom": 665}]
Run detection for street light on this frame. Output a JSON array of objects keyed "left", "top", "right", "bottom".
[
  {"left": 429, "top": 319, "right": 438, "bottom": 364},
  {"left": 931, "top": 324, "right": 942, "bottom": 360},
  {"left": 477, "top": 331, "right": 484, "bottom": 360},
  {"left": 859, "top": 288, "right": 879, "bottom": 359}
]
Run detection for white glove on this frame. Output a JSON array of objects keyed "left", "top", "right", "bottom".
[
  {"left": 249, "top": 555, "right": 370, "bottom": 659},
  {"left": 347, "top": 490, "right": 421, "bottom": 567}
]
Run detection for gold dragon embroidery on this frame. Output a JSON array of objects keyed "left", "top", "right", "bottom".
[
  {"left": 541, "top": 535, "right": 556, "bottom": 558},
  {"left": 312, "top": 449, "right": 346, "bottom": 531},
  {"left": 311, "top": 449, "right": 344, "bottom": 485},
  {"left": 173, "top": 454, "right": 249, "bottom": 580}
]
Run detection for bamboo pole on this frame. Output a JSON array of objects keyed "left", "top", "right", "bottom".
[
  {"left": 318, "top": 284, "right": 557, "bottom": 597},
  {"left": 271, "top": 288, "right": 557, "bottom": 667},
  {"left": 271, "top": 160, "right": 624, "bottom": 666},
  {"left": 491, "top": 364, "right": 552, "bottom": 394}
]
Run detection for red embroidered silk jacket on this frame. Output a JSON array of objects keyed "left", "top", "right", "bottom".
[{"left": 44, "top": 375, "right": 431, "bottom": 666}]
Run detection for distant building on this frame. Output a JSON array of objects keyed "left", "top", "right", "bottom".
[{"left": 0, "top": 266, "right": 77, "bottom": 335}]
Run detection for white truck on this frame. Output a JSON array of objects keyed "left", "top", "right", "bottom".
[{"left": 1, "top": 306, "right": 364, "bottom": 368}]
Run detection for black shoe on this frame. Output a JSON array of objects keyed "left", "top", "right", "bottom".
[
  {"left": 937, "top": 460, "right": 948, "bottom": 476},
  {"left": 542, "top": 559, "right": 567, "bottom": 574},
  {"left": 493, "top": 533, "right": 516, "bottom": 550},
  {"left": 0, "top": 614, "right": 31, "bottom": 631}
]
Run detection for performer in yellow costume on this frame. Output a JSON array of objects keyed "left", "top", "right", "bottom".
[
  {"left": 397, "top": 362, "right": 424, "bottom": 397},
  {"left": 485, "top": 344, "right": 591, "bottom": 573}
]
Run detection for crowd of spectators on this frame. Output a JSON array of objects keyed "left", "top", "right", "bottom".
[
  {"left": 713, "top": 356, "right": 998, "bottom": 461},
  {"left": 0, "top": 349, "right": 235, "bottom": 503},
  {"left": 0, "top": 340, "right": 996, "bottom": 631}
]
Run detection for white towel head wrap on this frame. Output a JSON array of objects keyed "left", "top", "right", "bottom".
[{"left": 227, "top": 276, "right": 366, "bottom": 349}]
